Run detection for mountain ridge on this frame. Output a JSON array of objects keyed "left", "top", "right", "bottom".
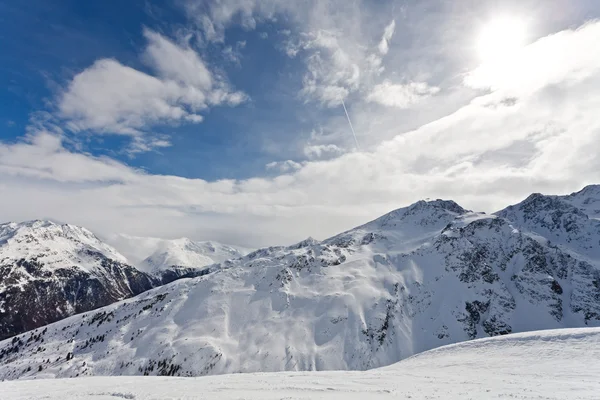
[
  {"left": 0, "top": 221, "right": 247, "bottom": 340},
  {"left": 1, "top": 186, "right": 600, "bottom": 380}
]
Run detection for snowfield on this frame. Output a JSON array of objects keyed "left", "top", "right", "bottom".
[{"left": 2, "top": 327, "right": 599, "bottom": 399}]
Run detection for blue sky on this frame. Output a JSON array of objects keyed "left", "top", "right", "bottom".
[
  {"left": 1, "top": 0, "right": 600, "bottom": 246},
  {"left": 1, "top": 0, "right": 320, "bottom": 179}
]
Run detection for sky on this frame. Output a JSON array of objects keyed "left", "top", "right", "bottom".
[{"left": 1, "top": 0, "right": 599, "bottom": 248}]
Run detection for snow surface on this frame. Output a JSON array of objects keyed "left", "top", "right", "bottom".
[{"left": 2, "top": 327, "right": 599, "bottom": 399}]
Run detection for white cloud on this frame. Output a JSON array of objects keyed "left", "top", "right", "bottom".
[
  {"left": 183, "top": 0, "right": 282, "bottom": 42},
  {"left": 182, "top": 0, "right": 393, "bottom": 106},
  {"left": 266, "top": 160, "right": 304, "bottom": 172},
  {"left": 60, "top": 59, "right": 195, "bottom": 135},
  {"left": 222, "top": 40, "right": 247, "bottom": 65},
  {"left": 303, "top": 144, "right": 344, "bottom": 159},
  {"left": 0, "top": 131, "right": 139, "bottom": 183},
  {"left": 367, "top": 81, "right": 440, "bottom": 108},
  {"left": 465, "top": 21, "right": 600, "bottom": 94},
  {"left": 378, "top": 20, "right": 395, "bottom": 55},
  {"left": 299, "top": 30, "right": 362, "bottom": 107},
  {"left": 142, "top": 29, "right": 213, "bottom": 90},
  {"left": 3, "top": 8, "right": 600, "bottom": 249},
  {"left": 58, "top": 30, "right": 246, "bottom": 140},
  {"left": 127, "top": 135, "right": 173, "bottom": 155}
]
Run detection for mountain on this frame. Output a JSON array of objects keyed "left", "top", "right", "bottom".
[
  {"left": 0, "top": 223, "right": 249, "bottom": 341},
  {"left": 104, "top": 234, "right": 247, "bottom": 272},
  {"left": 1, "top": 187, "right": 600, "bottom": 380},
  {"left": 104, "top": 234, "right": 248, "bottom": 287},
  {"left": 496, "top": 189, "right": 600, "bottom": 259},
  {"left": 2, "top": 328, "right": 599, "bottom": 399},
  {"left": 562, "top": 184, "right": 600, "bottom": 219},
  {"left": 139, "top": 238, "right": 245, "bottom": 273},
  {"left": 0, "top": 221, "right": 159, "bottom": 341}
]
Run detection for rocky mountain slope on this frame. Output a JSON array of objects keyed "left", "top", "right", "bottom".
[
  {"left": 0, "top": 222, "right": 238, "bottom": 341},
  {"left": 562, "top": 184, "right": 600, "bottom": 219},
  {"left": 1, "top": 186, "right": 600, "bottom": 380},
  {"left": 0, "top": 221, "right": 158, "bottom": 341},
  {"left": 2, "top": 327, "right": 599, "bottom": 399}
]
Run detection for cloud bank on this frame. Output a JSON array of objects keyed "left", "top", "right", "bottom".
[{"left": 2, "top": 3, "right": 599, "bottom": 248}]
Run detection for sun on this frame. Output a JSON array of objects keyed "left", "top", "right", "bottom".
[{"left": 476, "top": 16, "right": 528, "bottom": 63}]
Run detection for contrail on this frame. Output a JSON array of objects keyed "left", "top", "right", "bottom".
[{"left": 341, "top": 99, "right": 360, "bottom": 150}]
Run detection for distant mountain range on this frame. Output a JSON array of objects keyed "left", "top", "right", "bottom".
[{"left": 1, "top": 185, "right": 599, "bottom": 380}]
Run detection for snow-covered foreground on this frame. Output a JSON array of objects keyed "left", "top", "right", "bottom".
[{"left": 2, "top": 328, "right": 599, "bottom": 399}]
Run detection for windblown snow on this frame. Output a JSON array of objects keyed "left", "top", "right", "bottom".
[{"left": 1, "top": 328, "right": 599, "bottom": 399}]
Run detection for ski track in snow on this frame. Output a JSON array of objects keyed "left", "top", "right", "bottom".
[{"left": 2, "top": 327, "right": 599, "bottom": 399}]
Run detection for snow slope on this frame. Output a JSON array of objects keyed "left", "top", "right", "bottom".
[
  {"left": 2, "top": 328, "right": 599, "bottom": 399},
  {"left": 2, "top": 191, "right": 600, "bottom": 380},
  {"left": 105, "top": 234, "right": 247, "bottom": 273}
]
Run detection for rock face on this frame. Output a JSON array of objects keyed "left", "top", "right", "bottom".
[{"left": 1, "top": 187, "right": 600, "bottom": 380}]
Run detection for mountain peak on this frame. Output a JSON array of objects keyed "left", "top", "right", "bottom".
[
  {"left": 0, "top": 219, "right": 128, "bottom": 265},
  {"left": 562, "top": 185, "right": 600, "bottom": 220},
  {"left": 18, "top": 219, "right": 57, "bottom": 228},
  {"left": 501, "top": 192, "right": 585, "bottom": 217},
  {"left": 288, "top": 236, "right": 320, "bottom": 249},
  {"left": 368, "top": 198, "right": 468, "bottom": 230},
  {"left": 409, "top": 199, "right": 467, "bottom": 214},
  {"left": 138, "top": 238, "right": 244, "bottom": 272},
  {"left": 569, "top": 184, "right": 600, "bottom": 197}
]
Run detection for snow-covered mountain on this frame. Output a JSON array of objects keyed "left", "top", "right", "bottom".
[
  {"left": 0, "top": 220, "right": 161, "bottom": 341},
  {"left": 0, "top": 222, "right": 249, "bottom": 341},
  {"left": 1, "top": 186, "right": 600, "bottom": 380},
  {"left": 139, "top": 238, "right": 245, "bottom": 273},
  {"left": 105, "top": 234, "right": 247, "bottom": 272},
  {"left": 562, "top": 184, "right": 600, "bottom": 220},
  {"left": 2, "top": 327, "right": 599, "bottom": 399},
  {"left": 496, "top": 191, "right": 600, "bottom": 259}
]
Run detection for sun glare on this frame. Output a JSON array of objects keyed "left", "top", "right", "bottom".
[{"left": 477, "top": 16, "right": 528, "bottom": 63}]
